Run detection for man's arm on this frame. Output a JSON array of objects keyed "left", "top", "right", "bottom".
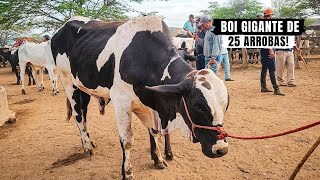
[{"left": 269, "top": 48, "right": 275, "bottom": 59}]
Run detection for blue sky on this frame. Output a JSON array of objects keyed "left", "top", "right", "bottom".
[{"left": 127, "top": 0, "right": 272, "bottom": 27}]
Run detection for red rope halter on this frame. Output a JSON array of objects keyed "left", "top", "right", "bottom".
[{"left": 181, "top": 96, "right": 320, "bottom": 140}]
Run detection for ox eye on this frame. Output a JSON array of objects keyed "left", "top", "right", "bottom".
[{"left": 195, "top": 104, "right": 204, "bottom": 112}]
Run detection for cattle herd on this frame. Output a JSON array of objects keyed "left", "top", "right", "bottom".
[{"left": 1, "top": 16, "right": 230, "bottom": 179}]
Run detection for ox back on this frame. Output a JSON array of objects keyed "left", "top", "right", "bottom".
[{"left": 51, "top": 16, "right": 193, "bottom": 124}]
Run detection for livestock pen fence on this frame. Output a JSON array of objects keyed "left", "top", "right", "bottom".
[{"left": 227, "top": 25, "right": 320, "bottom": 69}]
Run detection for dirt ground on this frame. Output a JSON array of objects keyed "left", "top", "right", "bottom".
[{"left": 0, "top": 61, "right": 319, "bottom": 180}]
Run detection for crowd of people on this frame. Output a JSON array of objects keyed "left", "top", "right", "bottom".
[{"left": 182, "top": 8, "right": 301, "bottom": 96}]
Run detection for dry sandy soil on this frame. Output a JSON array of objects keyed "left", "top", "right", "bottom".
[{"left": 0, "top": 61, "right": 319, "bottom": 180}]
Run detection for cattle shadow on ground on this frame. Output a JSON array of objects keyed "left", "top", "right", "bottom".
[
  {"left": 0, "top": 122, "right": 18, "bottom": 140},
  {"left": 12, "top": 98, "right": 35, "bottom": 105},
  {"left": 48, "top": 152, "right": 89, "bottom": 170}
]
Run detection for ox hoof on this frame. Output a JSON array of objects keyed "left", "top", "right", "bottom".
[
  {"left": 52, "top": 91, "right": 58, "bottom": 96},
  {"left": 90, "top": 141, "right": 97, "bottom": 148},
  {"left": 27, "top": 83, "right": 31, "bottom": 86},
  {"left": 154, "top": 160, "right": 168, "bottom": 169},
  {"left": 165, "top": 152, "right": 174, "bottom": 160},
  {"left": 84, "top": 149, "right": 94, "bottom": 158},
  {"left": 56, "top": 90, "right": 60, "bottom": 93},
  {"left": 22, "top": 89, "right": 26, "bottom": 95},
  {"left": 125, "top": 175, "right": 134, "bottom": 180}
]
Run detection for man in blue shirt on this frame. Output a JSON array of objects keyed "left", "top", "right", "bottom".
[
  {"left": 183, "top": 14, "right": 196, "bottom": 37},
  {"left": 200, "top": 15, "right": 222, "bottom": 74}
]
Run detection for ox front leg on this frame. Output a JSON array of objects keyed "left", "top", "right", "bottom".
[
  {"left": 149, "top": 129, "right": 168, "bottom": 169},
  {"left": 164, "top": 134, "right": 173, "bottom": 160},
  {"left": 19, "top": 62, "right": 27, "bottom": 94},
  {"left": 113, "top": 99, "right": 134, "bottom": 180},
  {"left": 39, "top": 68, "right": 44, "bottom": 90}
]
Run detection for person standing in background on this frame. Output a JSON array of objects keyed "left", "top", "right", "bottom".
[
  {"left": 183, "top": 14, "right": 196, "bottom": 38},
  {"left": 260, "top": 8, "right": 285, "bottom": 96}
]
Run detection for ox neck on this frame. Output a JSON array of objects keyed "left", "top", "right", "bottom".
[{"left": 160, "top": 56, "right": 194, "bottom": 85}]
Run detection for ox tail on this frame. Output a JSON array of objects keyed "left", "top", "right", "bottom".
[
  {"left": 98, "top": 98, "right": 111, "bottom": 115},
  {"left": 66, "top": 98, "right": 72, "bottom": 122}
]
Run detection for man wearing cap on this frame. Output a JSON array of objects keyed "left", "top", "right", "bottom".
[
  {"left": 201, "top": 15, "right": 222, "bottom": 75},
  {"left": 260, "top": 8, "right": 285, "bottom": 96},
  {"left": 43, "top": 35, "right": 50, "bottom": 42},
  {"left": 183, "top": 14, "right": 196, "bottom": 37}
]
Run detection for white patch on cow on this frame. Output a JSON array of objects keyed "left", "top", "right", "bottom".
[
  {"left": 172, "top": 37, "right": 195, "bottom": 54},
  {"left": 161, "top": 113, "right": 193, "bottom": 141},
  {"left": 212, "top": 140, "right": 229, "bottom": 155},
  {"left": 56, "top": 53, "right": 78, "bottom": 116},
  {"left": 77, "top": 27, "right": 82, "bottom": 33},
  {"left": 195, "top": 70, "right": 228, "bottom": 126},
  {"left": 96, "top": 16, "right": 163, "bottom": 72},
  {"left": 160, "top": 55, "right": 178, "bottom": 81}
]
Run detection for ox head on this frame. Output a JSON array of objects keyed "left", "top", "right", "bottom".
[{"left": 146, "top": 69, "right": 229, "bottom": 158}]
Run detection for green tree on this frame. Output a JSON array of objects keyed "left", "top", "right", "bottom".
[
  {"left": 202, "top": 0, "right": 263, "bottom": 19},
  {"left": 0, "top": 0, "right": 165, "bottom": 44}
]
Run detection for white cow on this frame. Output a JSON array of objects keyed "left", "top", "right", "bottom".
[
  {"left": 18, "top": 41, "right": 59, "bottom": 95},
  {"left": 172, "top": 37, "right": 195, "bottom": 52}
]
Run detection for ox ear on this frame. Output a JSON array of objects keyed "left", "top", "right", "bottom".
[{"left": 145, "top": 80, "right": 192, "bottom": 95}]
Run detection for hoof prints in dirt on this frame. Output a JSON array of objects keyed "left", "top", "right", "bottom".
[
  {"left": 48, "top": 153, "right": 88, "bottom": 170},
  {"left": 13, "top": 98, "right": 35, "bottom": 104}
]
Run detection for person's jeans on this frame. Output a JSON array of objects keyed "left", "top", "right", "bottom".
[
  {"left": 205, "top": 56, "right": 222, "bottom": 74},
  {"left": 196, "top": 54, "right": 205, "bottom": 70},
  {"left": 260, "top": 50, "right": 279, "bottom": 90},
  {"left": 219, "top": 54, "right": 231, "bottom": 80}
]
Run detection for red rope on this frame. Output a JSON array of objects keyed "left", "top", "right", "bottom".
[
  {"left": 224, "top": 120, "right": 320, "bottom": 140},
  {"left": 181, "top": 96, "right": 320, "bottom": 140}
]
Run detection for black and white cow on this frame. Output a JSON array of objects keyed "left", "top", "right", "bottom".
[{"left": 51, "top": 16, "right": 229, "bottom": 179}]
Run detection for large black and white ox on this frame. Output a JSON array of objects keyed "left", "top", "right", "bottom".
[
  {"left": 51, "top": 16, "right": 229, "bottom": 179},
  {"left": 18, "top": 42, "right": 59, "bottom": 95}
]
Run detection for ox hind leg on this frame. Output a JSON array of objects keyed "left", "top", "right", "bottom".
[
  {"left": 67, "top": 88, "right": 94, "bottom": 155},
  {"left": 19, "top": 62, "right": 27, "bottom": 94},
  {"left": 46, "top": 66, "right": 58, "bottom": 95},
  {"left": 26, "top": 65, "right": 36, "bottom": 86}
]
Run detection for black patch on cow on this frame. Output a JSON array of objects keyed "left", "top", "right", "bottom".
[
  {"left": 51, "top": 20, "right": 121, "bottom": 89},
  {"left": 119, "top": 27, "right": 194, "bottom": 129},
  {"left": 71, "top": 89, "right": 82, "bottom": 123},
  {"left": 120, "top": 140, "right": 126, "bottom": 179},
  {"left": 201, "top": 81, "right": 211, "bottom": 90}
]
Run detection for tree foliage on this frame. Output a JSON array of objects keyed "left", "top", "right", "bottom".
[
  {"left": 0, "top": 0, "right": 165, "bottom": 45},
  {"left": 202, "top": 0, "right": 263, "bottom": 19},
  {"left": 1, "top": 0, "right": 134, "bottom": 31}
]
